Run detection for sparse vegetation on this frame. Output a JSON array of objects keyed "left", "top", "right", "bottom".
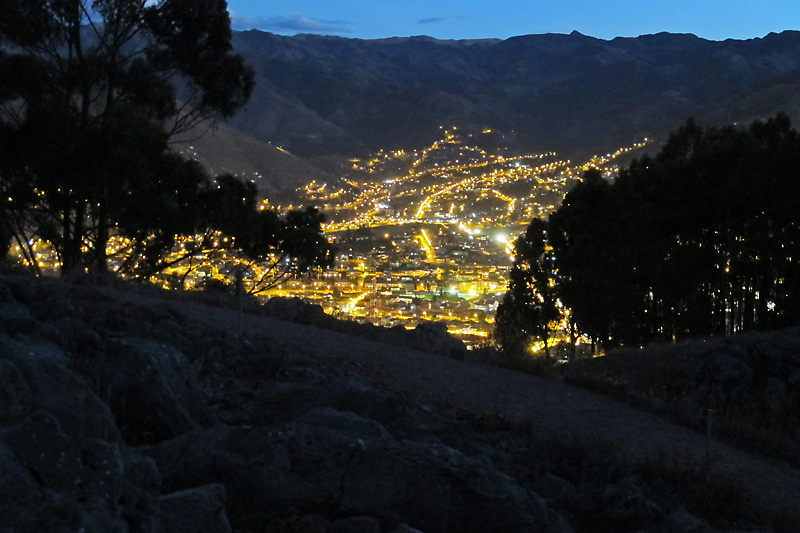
[
  {"left": 3, "top": 273, "right": 800, "bottom": 530},
  {"left": 465, "top": 408, "right": 800, "bottom": 532},
  {"left": 564, "top": 333, "right": 800, "bottom": 467},
  {"left": 637, "top": 454, "right": 800, "bottom": 532}
]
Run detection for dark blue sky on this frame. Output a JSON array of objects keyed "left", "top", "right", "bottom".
[{"left": 226, "top": 0, "right": 799, "bottom": 41}]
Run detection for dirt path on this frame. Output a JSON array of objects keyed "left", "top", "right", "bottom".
[{"left": 172, "top": 300, "right": 800, "bottom": 525}]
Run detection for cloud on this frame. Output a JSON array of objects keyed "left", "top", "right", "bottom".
[
  {"left": 230, "top": 12, "right": 353, "bottom": 34},
  {"left": 417, "top": 16, "right": 465, "bottom": 25}
]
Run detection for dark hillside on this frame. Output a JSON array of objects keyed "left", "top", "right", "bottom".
[
  {"left": 3, "top": 273, "right": 800, "bottom": 531},
  {"left": 212, "top": 30, "right": 800, "bottom": 168},
  {"left": 565, "top": 329, "right": 800, "bottom": 466}
]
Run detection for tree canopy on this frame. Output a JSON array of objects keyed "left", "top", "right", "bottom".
[
  {"left": 0, "top": 0, "right": 258, "bottom": 275},
  {"left": 494, "top": 219, "right": 560, "bottom": 358},
  {"left": 496, "top": 114, "right": 800, "bottom": 355}
]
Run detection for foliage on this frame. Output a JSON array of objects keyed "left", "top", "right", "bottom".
[
  {"left": 114, "top": 174, "right": 335, "bottom": 292},
  {"left": 499, "top": 114, "right": 800, "bottom": 352},
  {"left": 0, "top": 0, "right": 255, "bottom": 274},
  {"left": 494, "top": 219, "right": 560, "bottom": 358}
]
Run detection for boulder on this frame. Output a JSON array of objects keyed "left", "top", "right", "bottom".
[
  {"left": 262, "top": 296, "right": 469, "bottom": 358},
  {"left": 159, "top": 484, "right": 231, "bottom": 533},
  {"left": 257, "top": 377, "right": 406, "bottom": 426},
  {"left": 264, "top": 296, "right": 329, "bottom": 325},
  {"left": 410, "top": 321, "right": 467, "bottom": 358},
  {"left": 0, "top": 438, "right": 85, "bottom": 532},
  {"left": 0, "top": 410, "right": 159, "bottom": 532},
  {"left": 120, "top": 452, "right": 162, "bottom": 530},
  {"left": 2, "top": 410, "right": 125, "bottom": 501},
  {"left": 51, "top": 316, "right": 103, "bottom": 359},
  {"left": 328, "top": 515, "right": 381, "bottom": 533},
  {"left": 145, "top": 409, "right": 570, "bottom": 532},
  {"left": 0, "top": 287, "right": 42, "bottom": 338},
  {"left": 324, "top": 378, "right": 406, "bottom": 425},
  {"left": 0, "top": 358, "right": 31, "bottom": 423},
  {"left": 286, "top": 408, "right": 568, "bottom": 532},
  {"left": 0, "top": 282, "right": 30, "bottom": 319},
  {"left": 687, "top": 353, "right": 754, "bottom": 406},
  {"left": 144, "top": 425, "right": 327, "bottom": 530},
  {"left": 654, "top": 510, "right": 709, "bottom": 533},
  {"left": 26, "top": 291, "right": 82, "bottom": 323},
  {"left": 89, "top": 338, "right": 215, "bottom": 445},
  {"left": 0, "top": 336, "right": 121, "bottom": 442},
  {"left": 387, "top": 525, "right": 425, "bottom": 533},
  {"left": 566, "top": 481, "right": 663, "bottom": 532}
]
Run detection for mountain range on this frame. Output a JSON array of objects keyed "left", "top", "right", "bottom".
[{"left": 180, "top": 29, "right": 800, "bottom": 200}]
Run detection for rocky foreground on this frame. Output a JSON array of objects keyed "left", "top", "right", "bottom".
[{"left": 0, "top": 274, "right": 793, "bottom": 532}]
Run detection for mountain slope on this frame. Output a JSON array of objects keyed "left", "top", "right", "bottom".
[
  {"left": 172, "top": 124, "right": 332, "bottom": 202},
  {"left": 221, "top": 30, "right": 800, "bottom": 160}
]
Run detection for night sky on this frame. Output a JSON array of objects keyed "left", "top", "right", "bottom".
[{"left": 226, "top": 0, "right": 800, "bottom": 41}]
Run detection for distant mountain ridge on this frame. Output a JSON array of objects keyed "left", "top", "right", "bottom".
[{"left": 190, "top": 30, "right": 800, "bottom": 198}]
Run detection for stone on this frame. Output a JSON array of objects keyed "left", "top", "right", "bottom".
[
  {"left": 292, "top": 406, "right": 396, "bottom": 445},
  {"left": 119, "top": 452, "right": 161, "bottom": 531},
  {"left": 282, "top": 409, "right": 565, "bottom": 532},
  {"left": 1, "top": 337, "right": 121, "bottom": 442},
  {"left": 2, "top": 411, "right": 125, "bottom": 502},
  {"left": 0, "top": 282, "right": 29, "bottom": 319},
  {"left": 0, "top": 410, "right": 158, "bottom": 532},
  {"left": 27, "top": 292, "right": 82, "bottom": 323},
  {"left": 0, "top": 285, "right": 42, "bottom": 337},
  {"left": 264, "top": 296, "right": 328, "bottom": 324},
  {"left": 411, "top": 321, "right": 467, "bottom": 358},
  {"left": 324, "top": 377, "right": 406, "bottom": 425},
  {"left": 52, "top": 317, "right": 103, "bottom": 358},
  {"left": 655, "top": 510, "right": 709, "bottom": 532},
  {"left": 788, "top": 368, "right": 800, "bottom": 388},
  {"left": 144, "top": 425, "right": 327, "bottom": 530},
  {"left": 144, "top": 408, "right": 571, "bottom": 533},
  {"left": 688, "top": 353, "right": 754, "bottom": 406},
  {"left": 88, "top": 338, "right": 215, "bottom": 445},
  {"left": 0, "top": 439, "right": 85, "bottom": 532},
  {"left": 568, "top": 481, "right": 662, "bottom": 532},
  {"left": 159, "top": 484, "right": 231, "bottom": 533},
  {"left": 387, "top": 525, "right": 425, "bottom": 533},
  {"left": 0, "top": 357, "right": 32, "bottom": 423},
  {"left": 328, "top": 515, "right": 381, "bottom": 533}
]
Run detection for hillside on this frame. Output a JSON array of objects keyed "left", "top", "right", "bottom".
[
  {"left": 186, "top": 29, "right": 800, "bottom": 190},
  {"left": 171, "top": 124, "right": 333, "bottom": 203},
  {"left": 2, "top": 273, "right": 800, "bottom": 532}
]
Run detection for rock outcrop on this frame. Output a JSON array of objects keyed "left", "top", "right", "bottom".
[
  {"left": 263, "top": 296, "right": 467, "bottom": 359},
  {"left": 0, "top": 274, "right": 765, "bottom": 532}
]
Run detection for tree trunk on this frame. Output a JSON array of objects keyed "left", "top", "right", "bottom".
[
  {"left": 61, "top": 202, "right": 86, "bottom": 275},
  {"left": 92, "top": 203, "right": 109, "bottom": 273}
]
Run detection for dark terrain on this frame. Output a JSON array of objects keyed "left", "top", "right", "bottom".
[
  {"left": 183, "top": 29, "right": 800, "bottom": 199},
  {"left": 2, "top": 273, "right": 800, "bottom": 532}
]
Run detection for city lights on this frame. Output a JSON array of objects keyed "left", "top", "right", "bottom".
[{"left": 5, "top": 128, "right": 648, "bottom": 346}]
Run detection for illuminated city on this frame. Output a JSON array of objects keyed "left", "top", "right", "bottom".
[
  {"left": 260, "top": 128, "right": 649, "bottom": 345},
  {"left": 8, "top": 128, "right": 648, "bottom": 345}
]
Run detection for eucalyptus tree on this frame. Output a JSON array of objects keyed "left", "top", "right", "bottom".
[
  {"left": 495, "top": 218, "right": 560, "bottom": 358},
  {"left": 547, "top": 115, "right": 800, "bottom": 348},
  {"left": 0, "top": 0, "right": 254, "bottom": 273}
]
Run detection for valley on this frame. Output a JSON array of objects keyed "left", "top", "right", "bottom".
[{"left": 261, "top": 127, "right": 650, "bottom": 344}]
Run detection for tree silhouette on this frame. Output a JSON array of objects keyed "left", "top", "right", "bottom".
[
  {"left": 548, "top": 168, "right": 644, "bottom": 350},
  {"left": 0, "top": 0, "right": 254, "bottom": 274},
  {"left": 495, "top": 218, "right": 560, "bottom": 358},
  {"left": 535, "top": 115, "right": 800, "bottom": 349},
  {"left": 109, "top": 172, "right": 335, "bottom": 291}
]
